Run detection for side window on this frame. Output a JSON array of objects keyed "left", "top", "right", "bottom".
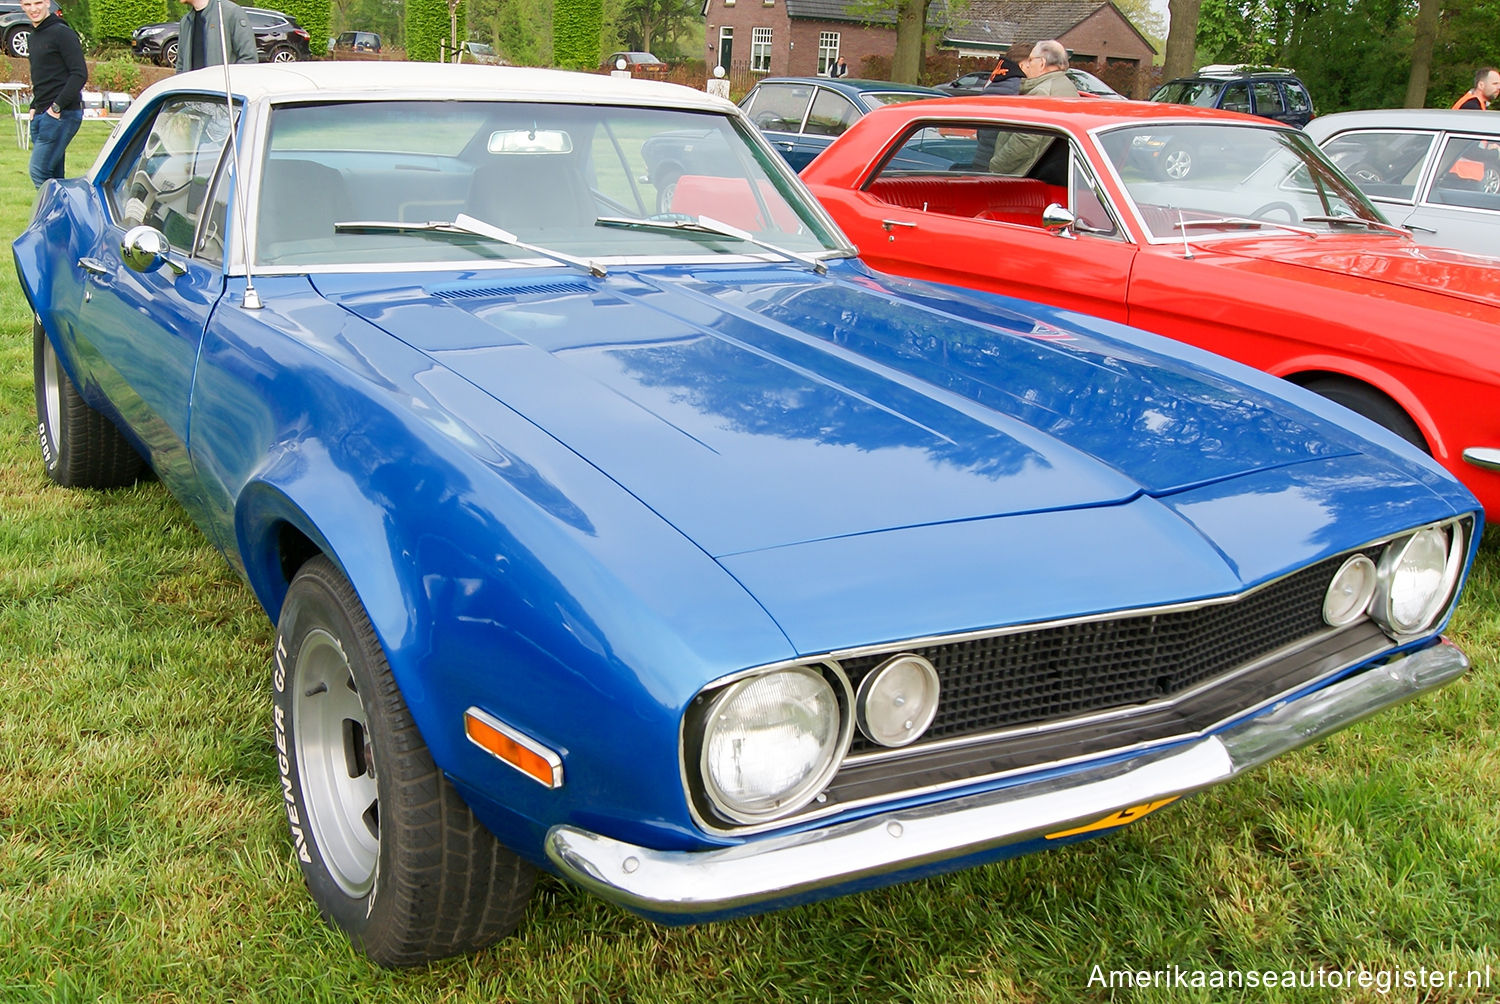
[
  {"left": 1284, "top": 83, "right": 1311, "bottom": 114},
  {"left": 1252, "top": 82, "right": 1285, "bottom": 116},
  {"left": 803, "top": 90, "right": 859, "bottom": 137},
  {"left": 1321, "top": 131, "right": 1433, "bottom": 202},
  {"left": 863, "top": 123, "right": 1067, "bottom": 229},
  {"left": 106, "top": 97, "right": 235, "bottom": 259},
  {"left": 1429, "top": 135, "right": 1500, "bottom": 209},
  {"left": 743, "top": 84, "right": 812, "bottom": 133},
  {"left": 1220, "top": 83, "right": 1251, "bottom": 114}
]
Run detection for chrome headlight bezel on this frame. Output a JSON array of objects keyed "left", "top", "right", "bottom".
[
  {"left": 1370, "top": 520, "right": 1469, "bottom": 638},
  {"left": 691, "top": 663, "right": 853, "bottom": 826}
]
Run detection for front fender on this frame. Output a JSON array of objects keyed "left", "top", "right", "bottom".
[{"left": 198, "top": 290, "right": 798, "bottom": 859}]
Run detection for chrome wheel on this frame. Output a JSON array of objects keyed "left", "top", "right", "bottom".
[{"left": 293, "top": 627, "right": 379, "bottom": 897}]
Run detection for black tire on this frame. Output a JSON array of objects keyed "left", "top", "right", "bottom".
[
  {"left": 655, "top": 167, "right": 682, "bottom": 214},
  {"left": 272, "top": 556, "right": 537, "bottom": 966},
  {"left": 271, "top": 45, "right": 298, "bottom": 63},
  {"left": 1299, "top": 376, "right": 1428, "bottom": 453},
  {"left": 33, "top": 319, "right": 148, "bottom": 488},
  {"left": 5, "top": 26, "right": 29, "bottom": 58},
  {"left": 160, "top": 39, "right": 178, "bottom": 66}
]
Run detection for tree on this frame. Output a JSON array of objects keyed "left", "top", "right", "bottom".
[
  {"left": 1163, "top": 0, "right": 1202, "bottom": 78},
  {"left": 555, "top": 0, "right": 602, "bottom": 68},
  {"left": 891, "top": 0, "right": 929, "bottom": 83},
  {"left": 614, "top": 0, "right": 698, "bottom": 55}
]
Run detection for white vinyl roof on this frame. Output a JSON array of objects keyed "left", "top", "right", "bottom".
[{"left": 144, "top": 61, "right": 733, "bottom": 112}]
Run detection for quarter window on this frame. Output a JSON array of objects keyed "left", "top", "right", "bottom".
[{"left": 105, "top": 97, "right": 235, "bottom": 260}]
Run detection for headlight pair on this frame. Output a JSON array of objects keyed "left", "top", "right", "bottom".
[
  {"left": 1323, "top": 521, "right": 1468, "bottom": 637},
  {"left": 694, "top": 655, "right": 941, "bottom": 826}
]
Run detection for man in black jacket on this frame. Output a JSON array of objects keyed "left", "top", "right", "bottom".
[{"left": 22, "top": 0, "right": 86, "bottom": 187}]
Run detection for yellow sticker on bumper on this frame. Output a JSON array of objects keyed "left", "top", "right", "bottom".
[{"left": 1045, "top": 797, "right": 1180, "bottom": 839}]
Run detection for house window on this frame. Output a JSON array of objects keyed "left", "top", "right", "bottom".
[
  {"left": 817, "top": 31, "right": 840, "bottom": 75},
  {"left": 751, "top": 27, "right": 772, "bottom": 73}
]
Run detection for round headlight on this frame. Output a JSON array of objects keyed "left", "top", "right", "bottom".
[
  {"left": 856, "top": 654, "right": 940, "bottom": 747},
  {"left": 1373, "top": 525, "right": 1463, "bottom": 635},
  {"left": 700, "top": 667, "right": 848, "bottom": 823},
  {"left": 1323, "top": 554, "right": 1377, "bottom": 627}
]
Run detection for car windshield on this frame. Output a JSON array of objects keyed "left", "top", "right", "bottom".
[
  {"left": 254, "top": 100, "right": 842, "bottom": 268},
  {"left": 1096, "top": 123, "right": 1388, "bottom": 239}
]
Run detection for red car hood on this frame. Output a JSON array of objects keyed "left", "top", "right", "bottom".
[{"left": 1204, "top": 235, "right": 1500, "bottom": 310}]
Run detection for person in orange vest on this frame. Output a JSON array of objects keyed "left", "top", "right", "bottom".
[{"left": 1452, "top": 67, "right": 1500, "bottom": 109}]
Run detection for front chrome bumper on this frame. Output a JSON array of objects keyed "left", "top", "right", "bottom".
[{"left": 546, "top": 642, "right": 1467, "bottom": 917}]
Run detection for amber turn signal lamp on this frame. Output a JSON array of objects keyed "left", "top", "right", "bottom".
[{"left": 464, "top": 708, "right": 564, "bottom": 789}]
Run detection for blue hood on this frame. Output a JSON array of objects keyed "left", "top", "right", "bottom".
[{"left": 315, "top": 265, "right": 1360, "bottom": 559}]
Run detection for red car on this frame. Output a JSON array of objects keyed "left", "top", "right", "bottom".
[{"left": 801, "top": 97, "right": 1500, "bottom": 518}]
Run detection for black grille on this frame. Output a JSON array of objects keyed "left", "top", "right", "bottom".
[{"left": 839, "top": 553, "right": 1359, "bottom": 755}]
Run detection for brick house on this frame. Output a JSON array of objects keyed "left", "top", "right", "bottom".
[{"left": 701, "top": 0, "right": 1156, "bottom": 81}]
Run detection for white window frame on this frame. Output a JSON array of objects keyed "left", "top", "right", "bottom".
[
  {"left": 817, "top": 31, "right": 840, "bottom": 76},
  {"left": 751, "top": 27, "right": 772, "bottom": 74}
]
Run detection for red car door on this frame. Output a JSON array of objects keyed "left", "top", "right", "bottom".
[{"left": 807, "top": 124, "right": 1137, "bottom": 324}]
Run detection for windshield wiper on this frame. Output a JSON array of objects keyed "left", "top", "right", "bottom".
[
  {"left": 1175, "top": 217, "right": 1319, "bottom": 238},
  {"left": 595, "top": 214, "right": 847, "bottom": 274},
  {"left": 1300, "top": 215, "right": 1411, "bottom": 236},
  {"left": 333, "top": 213, "right": 606, "bottom": 277}
]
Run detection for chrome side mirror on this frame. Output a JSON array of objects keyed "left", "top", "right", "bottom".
[
  {"left": 1041, "top": 203, "right": 1077, "bottom": 239},
  {"left": 120, "top": 226, "right": 187, "bottom": 276}
]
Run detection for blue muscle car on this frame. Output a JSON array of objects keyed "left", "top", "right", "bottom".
[{"left": 13, "top": 63, "right": 1483, "bottom": 966}]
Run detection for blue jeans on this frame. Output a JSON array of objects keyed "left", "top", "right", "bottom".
[{"left": 29, "top": 109, "right": 84, "bottom": 188}]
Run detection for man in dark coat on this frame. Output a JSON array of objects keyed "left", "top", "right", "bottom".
[
  {"left": 22, "top": 0, "right": 86, "bottom": 187},
  {"left": 176, "top": 0, "right": 257, "bottom": 71}
]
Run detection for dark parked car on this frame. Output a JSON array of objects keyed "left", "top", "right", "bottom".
[
  {"left": 603, "top": 50, "right": 667, "bottom": 74},
  {"left": 332, "top": 30, "right": 381, "bottom": 53},
  {"left": 738, "top": 76, "right": 948, "bottom": 170},
  {"left": 641, "top": 77, "right": 964, "bottom": 210},
  {"left": 130, "top": 6, "right": 312, "bottom": 66},
  {"left": 936, "top": 67, "right": 1125, "bottom": 99},
  {"left": 1151, "top": 65, "right": 1314, "bottom": 128},
  {"left": 1, "top": 0, "right": 58, "bottom": 58}
]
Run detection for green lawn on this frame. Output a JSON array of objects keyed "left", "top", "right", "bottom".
[{"left": 1, "top": 124, "right": 1497, "bottom": 1004}]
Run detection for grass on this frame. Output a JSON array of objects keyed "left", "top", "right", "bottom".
[{"left": 2, "top": 124, "right": 1497, "bottom": 1004}]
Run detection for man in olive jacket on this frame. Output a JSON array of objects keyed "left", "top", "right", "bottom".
[
  {"left": 988, "top": 40, "right": 1080, "bottom": 176},
  {"left": 176, "top": 0, "right": 257, "bottom": 72}
]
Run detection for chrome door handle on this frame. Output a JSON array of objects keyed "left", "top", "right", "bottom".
[
  {"left": 880, "top": 219, "right": 917, "bottom": 232},
  {"left": 78, "top": 256, "right": 109, "bottom": 276}
]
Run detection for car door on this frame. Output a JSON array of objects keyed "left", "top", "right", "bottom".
[
  {"left": 818, "top": 121, "right": 1136, "bottom": 324},
  {"left": 792, "top": 87, "right": 863, "bottom": 170},
  {"left": 1409, "top": 132, "right": 1500, "bottom": 254},
  {"left": 71, "top": 95, "right": 235, "bottom": 491}
]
